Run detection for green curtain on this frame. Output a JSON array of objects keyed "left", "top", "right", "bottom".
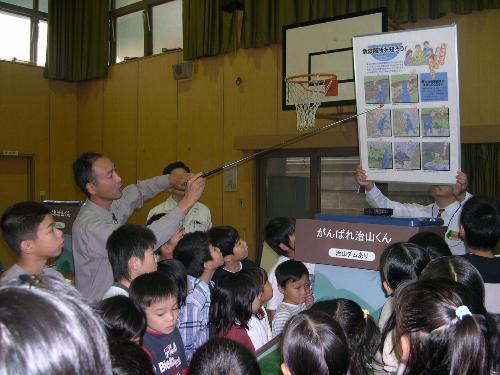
[
  {"left": 44, "top": 0, "right": 109, "bottom": 81},
  {"left": 183, "top": 0, "right": 240, "bottom": 60},
  {"left": 241, "top": 0, "right": 500, "bottom": 49},
  {"left": 461, "top": 143, "right": 500, "bottom": 199}
]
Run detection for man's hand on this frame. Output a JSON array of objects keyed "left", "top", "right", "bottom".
[
  {"left": 168, "top": 171, "right": 193, "bottom": 193},
  {"left": 355, "top": 165, "right": 374, "bottom": 192},
  {"left": 177, "top": 173, "right": 206, "bottom": 214},
  {"left": 453, "top": 171, "right": 468, "bottom": 201}
]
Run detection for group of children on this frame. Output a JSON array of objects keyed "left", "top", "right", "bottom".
[{"left": 1, "top": 193, "right": 500, "bottom": 375}]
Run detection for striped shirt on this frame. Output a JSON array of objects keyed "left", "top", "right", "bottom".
[{"left": 272, "top": 302, "right": 306, "bottom": 338}]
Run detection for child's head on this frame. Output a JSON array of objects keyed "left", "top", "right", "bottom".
[
  {"left": 130, "top": 271, "right": 179, "bottom": 335},
  {"left": 420, "top": 256, "right": 485, "bottom": 312},
  {"left": 208, "top": 225, "right": 248, "bottom": 262},
  {"left": 157, "top": 259, "right": 188, "bottom": 308},
  {"left": 210, "top": 272, "right": 261, "bottom": 335},
  {"left": 109, "top": 337, "right": 155, "bottom": 375},
  {"left": 265, "top": 217, "right": 296, "bottom": 257},
  {"left": 0, "top": 275, "right": 112, "bottom": 375},
  {"left": 460, "top": 196, "right": 500, "bottom": 251},
  {"left": 281, "top": 310, "right": 349, "bottom": 375},
  {"left": 379, "top": 242, "right": 430, "bottom": 295},
  {"left": 95, "top": 295, "right": 146, "bottom": 343},
  {"left": 189, "top": 338, "right": 262, "bottom": 375},
  {"left": 0, "top": 201, "right": 64, "bottom": 258},
  {"left": 245, "top": 267, "right": 273, "bottom": 306},
  {"left": 106, "top": 224, "right": 157, "bottom": 283},
  {"left": 310, "top": 299, "right": 380, "bottom": 375},
  {"left": 408, "top": 231, "right": 452, "bottom": 259},
  {"left": 276, "top": 260, "right": 310, "bottom": 305},
  {"left": 173, "top": 231, "right": 223, "bottom": 279},
  {"left": 146, "top": 213, "right": 183, "bottom": 260},
  {"left": 395, "top": 279, "right": 488, "bottom": 375}
]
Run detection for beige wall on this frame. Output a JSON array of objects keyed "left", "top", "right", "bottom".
[{"left": 0, "top": 9, "right": 499, "bottom": 266}]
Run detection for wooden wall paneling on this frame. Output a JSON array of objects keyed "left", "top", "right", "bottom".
[
  {"left": 102, "top": 62, "right": 140, "bottom": 222},
  {"left": 77, "top": 79, "right": 104, "bottom": 162},
  {"left": 222, "top": 47, "right": 279, "bottom": 260},
  {"left": 49, "top": 80, "right": 79, "bottom": 200},
  {"left": 177, "top": 55, "right": 224, "bottom": 227},
  {"left": 0, "top": 62, "right": 50, "bottom": 202},
  {"left": 136, "top": 53, "right": 181, "bottom": 225}
]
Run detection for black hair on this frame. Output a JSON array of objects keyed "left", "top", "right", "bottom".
[
  {"left": 106, "top": 224, "right": 157, "bottom": 282},
  {"left": 130, "top": 271, "right": 178, "bottom": 309},
  {"left": 408, "top": 231, "right": 452, "bottom": 259},
  {"left": 420, "top": 256, "right": 486, "bottom": 313},
  {"left": 109, "top": 337, "right": 155, "bottom": 375},
  {"left": 95, "top": 295, "right": 146, "bottom": 341},
  {"left": 210, "top": 272, "right": 260, "bottom": 334},
  {"left": 72, "top": 152, "right": 103, "bottom": 197},
  {"left": 281, "top": 310, "right": 349, "bottom": 375},
  {"left": 379, "top": 242, "right": 431, "bottom": 291},
  {"left": 157, "top": 259, "right": 188, "bottom": 307},
  {"left": 265, "top": 217, "right": 296, "bottom": 256},
  {"left": 0, "top": 201, "right": 51, "bottom": 255},
  {"left": 0, "top": 275, "right": 112, "bottom": 375},
  {"left": 146, "top": 213, "right": 165, "bottom": 226},
  {"left": 275, "top": 259, "right": 309, "bottom": 288},
  {"left": 394, "top": 279, "right": 491, "bottom": 375},
  {"left": 245, "top": 266, "right": 268, "bottom": 292},
  {"left": 460, "top": 196, "right": 500, "bottom": 250},
  {"left": 208, "top": 225, "right": 239, "bottom": 257},
  {"left": 311, "top": 299, "right": 380, "bottom": 375},
  {"left": 162, "top": 161, "right": 190, "bottom": 176},
  {"left": 188, "top": 338, "right": 262, "bottom": 375},
  {"left": 173, "top": 231, "right": 212, "bottom": 278}
]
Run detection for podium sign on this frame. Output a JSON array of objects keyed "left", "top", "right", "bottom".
[
  {"left": 43, "top": 200, "right": 82, "bottom": 235},
  {"left": 295, "top": 215, "right": 445, "bottom": 270}
]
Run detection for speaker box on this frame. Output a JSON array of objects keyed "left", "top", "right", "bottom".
[{"left": 172, "top": 61, "right": 193, "bottom": 80}]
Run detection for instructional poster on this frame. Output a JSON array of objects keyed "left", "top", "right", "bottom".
[{"left": 353, "top": 25, "right": 460, "bottom": 184}]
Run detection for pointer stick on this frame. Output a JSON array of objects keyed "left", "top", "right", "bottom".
[{"left": 201, "top": 105, "right": 383, "bottom": 178}]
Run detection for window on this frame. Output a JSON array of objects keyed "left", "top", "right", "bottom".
[
  {"left": 110, "top": 0, "right": 183, "bottom": 64},
  {"left": 0, "top": 0, "right": 48, "bottom": 66}
]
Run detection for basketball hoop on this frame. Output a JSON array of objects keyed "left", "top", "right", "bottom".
[{"left": 285, "top": 73, "right": 338, "bottom": 131}]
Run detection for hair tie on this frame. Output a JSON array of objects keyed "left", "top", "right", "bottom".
[
  {"left": 362, "top": 309, "right": 370, "bottom": 319},
  {"left": 455, "top": 305, "right": 472, "bottom": 320}
]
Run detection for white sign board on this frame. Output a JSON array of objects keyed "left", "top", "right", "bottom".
[{"left": 353, "top": 25, "right": 460, "bottom": 184}]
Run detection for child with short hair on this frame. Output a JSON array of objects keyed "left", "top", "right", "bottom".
[
  {"left": 130, "top": 271, "right": 186, "bottom": 375},
  {"left": 147, "top": 213, "right": 184, "bottom": 261},
  {"left": 265, "top": 217, "right": 315, "bottom": 321},
  {"left": 157, "top": 259, "right": 188, "bottom": 308},
  {"left": 109, "top": 337, "right": 155, "bottom": 375},
  {"left": 208, "top": 225, "right": 256, "bottom": 284},
  {"left": 173, "top": 231, "right": 224, "bottom": 362},
  {"left": 1, "top": 201, "right": 64, "bottom": 281},
  {"left": 245, "top": 267, "right": 273, "bottom": 350},
  {"left": 95, "top": 295, "right": 146, "bottom": 344},
  {"left": 210, "top": 272, "right": 261, "bottom": 353},
  {"left": 272, "top": 259, "right": 312, "bottom": 338},
  {"left": 394, "top": 278, "right": 499, "bottom": 375},
  {"left": 103, "top": 224, "right": 158, "bottom": 299},
  {"left": 460, "top": 196, "right": 500, "bottom": 283},
  {"left": 281, "top": 310, "right": 349, "bottom": 375},
  {"left": 311, "top": 298, "right": 381, "bottom": 375},
  {"left": 375, "top": 242, "right": 430, "bottom": 375}
]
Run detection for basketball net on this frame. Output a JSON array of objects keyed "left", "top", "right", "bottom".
[{"left": 285, "top": 73, "right": 338, "bottom": 131}]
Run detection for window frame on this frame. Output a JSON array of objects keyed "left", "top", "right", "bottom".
[
  {"left": 0, "top": 0, "right": 48, "bottom": 65},
  {"left": 109, "top": 0, "right": 180, "bottom": 64}
]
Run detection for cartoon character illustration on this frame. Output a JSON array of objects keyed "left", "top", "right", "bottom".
[
  {"left": 404, "top": 50, "right": 413, "bottom": 66},
  {"left": 394, "top": 146, "right": 410, "bottom": 167},
  {"left": 404, "top": 112, "right": 416, "bottom": 135},
  {"left": 382, "top": 147, "right": 391, "bottom": 169},
  {"left": 413, "top": 44, "right": 425, "bottom": 64},
  {"left": 423, "top": 41, "right": 433, "bottom": 58},
  {"left": 377, "top": 81, "right": 388, "bottom": 104},
  {"left": 378, "top": 113, "right": 388, "bottom": 135},
  {"left": 423, "top": 114, "right": 433, "bottom": 135},
  {"left": 400, "top": 81, "right": 412, "bottom": 102}
]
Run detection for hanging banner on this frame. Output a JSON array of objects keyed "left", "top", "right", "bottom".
[{"left": 353, "top": 25, "right": 460, "bottom": 184}]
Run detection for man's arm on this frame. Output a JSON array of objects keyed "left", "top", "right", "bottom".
[{"left": 453, "top": 171, "right": 470, "bottom": 202}]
